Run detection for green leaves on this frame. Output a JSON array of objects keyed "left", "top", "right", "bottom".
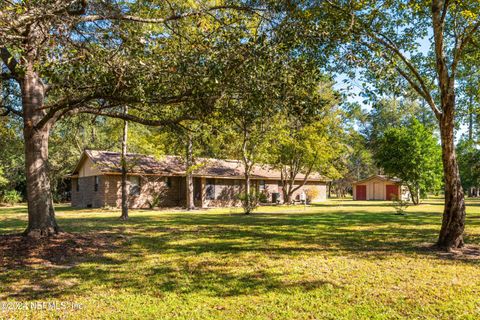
[
  {"left": 373, "top": 118, "right": 443, "bottom": 201},
  {"left": 457, "top": 139, "right": 480, "bottom": 191},
  {"left": 0, "top": 166, "right": 8, "bottom": 188}
]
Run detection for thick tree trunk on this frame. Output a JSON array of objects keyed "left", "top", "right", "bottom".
[
  {"left": 120, "top": 107, "right": 129, "bottom": 220},
  {"left": 286, "top": 179, "right": 296, "bottom": 204},
  {"left": 286, "top": 189, "right": 294, "bottom": 204},
  {"left": 280, "top": 178, "right": 293, "bottom": 204},
  {"left": 437, "top": 102, "right": 466, "bottom": 249},
  {"left": 285, "top": 193, "right": 292, "bottom": 205},
  {"left": 185, "top": 135, "right": 195, "bottom": 210},
  {"left": 22, "top": 70, "right": 59, "bottom": 237},
  {"left": 280, "top": 180, "right": 288, "bottom": 204}
]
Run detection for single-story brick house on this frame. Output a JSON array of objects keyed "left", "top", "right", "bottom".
[
  {"left": 70, "top": 150, "right": 329, "bottom": 208},
  {"left": 352, "top": 175, "right": 410, "bottom": 201}
]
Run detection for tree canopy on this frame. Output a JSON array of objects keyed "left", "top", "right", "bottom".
[{"left": 374, "top": 119, "right": 443, "bottom": 204}]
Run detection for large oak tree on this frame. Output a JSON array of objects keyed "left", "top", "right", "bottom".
[
  {"left": 269, "top": 0, "right": 480, "bottom": 249},
  {"left": 0, "top": 0, "right": 259, "bottom": 237}
]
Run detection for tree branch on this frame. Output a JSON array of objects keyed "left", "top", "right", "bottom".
[
  {"left": 0, "top": 47, "right": 19, "bottom": 79},
  {"left": 395, "top": 66, "right": 442, "bottom": 119},
  {"left": 368, "top": 32, "right": 437, "bottom": 107},
  {"left": 289, "top": 153, "right": 318, "bottom": 195},
  {"left": 440, "top": 0, "right": 450, "bottom": 25},
  {"left": 432, "top": 0, "right": 451, "bottom": 101},
  {"left": 452, "top": 19, "right": 480, "bottom": 75},
  {"left": 0, "top": 72, "right": 14, "bottom": 81},
  {"left": 35, "top": 88, "right": 214, "bottom": 130},
  {"left": 324, "top": 0, "right": 442, "bottom": 118},
  {"left": 361, "top": 40, "right": 443, "bottom": 118},
  {"left": 0, "top": 105, "right": 23, "bottom": 117},
  {"left": 79, "top": 5, "right": 261, "bottom": 23},
  {"left": 62, "top": 106, "right": 196, "bottom": 126}
]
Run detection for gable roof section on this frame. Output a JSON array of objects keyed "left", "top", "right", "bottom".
[
  {"left": 71, "top": 150, "right": 329, "bottom": 182},
  {"left": 353, "top": 174, "right": 402, "bottom": 185}
]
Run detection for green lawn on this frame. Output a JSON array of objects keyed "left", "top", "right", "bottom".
[{"left": 1, "top": 199, "right": 480, "bottom": 319}]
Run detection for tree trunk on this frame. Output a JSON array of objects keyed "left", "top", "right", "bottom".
[
  {"left": 185, "top": 135, "right": 195, "bottom": 210},
  {"left": 437, "top": 102, "right": 466, "bottom": 249},
  {"left": 284, "top": 193, "right": 292, "bottom": 205},
  {"left": 408, "top": 185, "right": 420, "bottom": 205},
  {"left": 244, "top": 172, "right": 251, "bottom": 214},
  {"left": 468, "top": 94, "right": 473, "bottom": 141},
  {"left": 120, "top": 107, "right": 129, "bottom": 220},
  {"left": 285, "top": 179, "right": 296, "bottom": 204},
  {"left": 280, "top": 180, "right": 288, "bottom": 204},
  {"left": 22, "top": 69, "right": 59, "bottom": 237},
  {"left": 241, "top": 129, "right": 252, "bottom": 214}
]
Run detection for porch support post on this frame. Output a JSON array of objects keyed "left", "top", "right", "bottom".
[{"left": 201, "top": 177, "right": 206, "bottom": 208}]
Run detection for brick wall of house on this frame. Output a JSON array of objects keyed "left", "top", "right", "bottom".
[
  {"left": 201, "top": 178, "right": 327, "bottom": 207},
  {"left": 203, "top": 178, "right": 242, "bottom": 207},
  {"left": 103, "top": 175, "right": 184, "bottom": 208},
  {"left": 71, "top": 175, "right": 327, "bottom": 209},
  {"left": 71, "top": 176, "right": 105, "bottom": 208},
  {"left": 288, "top": 181, "right": 327, "bottom": 203},
  {"left": 263, "top": 180, "right": 282, "bottom": 203}
]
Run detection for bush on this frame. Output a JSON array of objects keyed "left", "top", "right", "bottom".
[
  {"left": 1, "top": 190, "right": 22, "bottom": 205},
  {"left": 148, "top": 192, "right": 165, "bottom": 209},
  {"left": 392, "top": 197, "right": 409, "bottom": 215},
  {"left": 258, "top": 192, "right": 268, "bottom": 203},
  {"left": 305, "top": 188, "right": 319, "bottom": 203},
  {"left": 237, "top": 192, "right": 259, "bottom": 214}
]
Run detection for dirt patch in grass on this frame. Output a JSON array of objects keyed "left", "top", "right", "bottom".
[
  {"left": 0, "top": 232, "right": 117, "bottom": 268},
  {"left": 419, "top": 243, "right": 480, "bottom": 261}
]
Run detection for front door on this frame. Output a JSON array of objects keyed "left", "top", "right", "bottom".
[
  {"left": 386, "top": 185, "right": 399, "bottom": 201},
  {"left": 356, "top": 185, "right": 366, "bottom": 200},
  {"left": 193, "top": 178, "right": 202, "bottom": 201},
  {"left": 373, "top": 182, "right": 382, "bottom": 200}
]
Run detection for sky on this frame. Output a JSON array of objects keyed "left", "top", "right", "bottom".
[
  {"left": 332, "top": 35, "right": 433, "bottom": 110},
  {"left": 331, "top": 36, "right": 468, "bottom": 139}
]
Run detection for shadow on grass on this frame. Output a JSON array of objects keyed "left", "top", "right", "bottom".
[{"left": 0, "top": 201, "right": 479, "bottom": 301}]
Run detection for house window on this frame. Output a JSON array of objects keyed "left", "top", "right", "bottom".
[
  {"left": 129, "top": 176, "right": 140, "bottom": 196},
  {"left": 94, "top": 176, "right": 99, "bottom": 192},
  {"left": 206, "top": 178, "right": 215, "bottom": 200},
  {"left": 259, "top": 180, "right": 266, "bottom": 192}
]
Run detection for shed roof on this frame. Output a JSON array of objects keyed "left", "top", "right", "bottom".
[
  {"left": 352, "top": 174, "right": 402, "bottom": 185},
  {"left": 71, "top": 150, "right": 329, "bottom": 182}
]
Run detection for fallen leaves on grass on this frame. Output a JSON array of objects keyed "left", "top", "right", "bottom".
[
  {"left": 0, "top": 232, "right": 117, "bottom": 268},
  {"left": 418, "top": 242, "right": 480, "bottom": 260}
]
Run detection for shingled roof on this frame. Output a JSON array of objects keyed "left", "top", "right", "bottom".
[
  {"left": 352, "top": 174, "right": 402, "bottom": 185},
  {"left": 71, "top": 150, "right": 329, "bottom": 182}
]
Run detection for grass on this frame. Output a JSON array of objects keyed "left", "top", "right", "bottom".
[{"left": 1, "top": 198, "right": 480, "bottom": 319}]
